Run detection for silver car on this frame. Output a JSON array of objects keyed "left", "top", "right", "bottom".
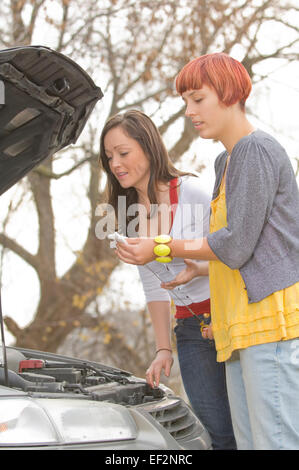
[{"left": 0, "top": 346, "right": 211, "bottom": 450}]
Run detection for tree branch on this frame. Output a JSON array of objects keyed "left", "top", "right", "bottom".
[
  {"left": 0, "top": 233, "right": 38, "bottom": 269},
  {"left": 33, "top": 156, "right": 95, "bottom": 179},
  {"left": 168, "top": 116, "right": 199, "bottom": 162},
  {"left": 158, "top": 105, "right": 185, "bottom": 135}
]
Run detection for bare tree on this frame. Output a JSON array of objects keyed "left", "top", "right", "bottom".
[{"left": 0, "top": 0, "right": 298, "bottom": 373}]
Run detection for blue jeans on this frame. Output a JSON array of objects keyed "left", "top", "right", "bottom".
[
  {"left": 174, "top": 316, "right": 236, "bottom": 450},
  {"left": 225, "top": 339, "right": 299, "bottom": 450}
]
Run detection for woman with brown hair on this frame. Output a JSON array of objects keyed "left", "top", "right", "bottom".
[{"left": 99, "top": 109, "right": 236, "bottom": 449}]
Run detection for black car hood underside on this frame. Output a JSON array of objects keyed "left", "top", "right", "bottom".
[{"left": 0, "top": 45, "right": 103, "bottom": 195}]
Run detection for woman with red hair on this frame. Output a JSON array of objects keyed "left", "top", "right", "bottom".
[{"left": 115, "top": 53, "right": 299, "bottom": 450}]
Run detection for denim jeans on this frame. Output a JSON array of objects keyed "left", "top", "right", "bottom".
[
  {"left": 225, "top": 339, "right": 299, "bottom": 450},
  {"left": 174, "top": 316, "right": 236, "bottom": 450}
]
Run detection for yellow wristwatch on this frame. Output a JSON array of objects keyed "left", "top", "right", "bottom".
[{"left": 154, "top": 235, "right": 172, "bottom": 263}]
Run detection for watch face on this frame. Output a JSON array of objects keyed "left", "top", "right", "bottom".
[{"left": 0, "top": 46, "right": 103, "bottom": 196}]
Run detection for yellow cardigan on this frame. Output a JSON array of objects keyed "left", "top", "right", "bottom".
[{"left": 209, "top": 179, "right": 299, "bottom": 362}]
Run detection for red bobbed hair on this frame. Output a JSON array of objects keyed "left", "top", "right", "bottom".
[{"left": 175, "top": 53, "right": 252, "bottom": 109}]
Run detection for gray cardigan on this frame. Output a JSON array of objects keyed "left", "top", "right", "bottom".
[{"left": 207, "top": 129, "right": 299, "bottom": 303}]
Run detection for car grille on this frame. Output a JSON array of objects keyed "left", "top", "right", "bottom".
[
  {"left": 140, "top": 396, "right": 211, "bottom": 449},
  {"left": 149, "top": 397, "right": 197, "bottom": 439}
]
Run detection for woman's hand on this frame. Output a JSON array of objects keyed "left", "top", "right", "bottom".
[
  {"left": 115, "top": 238, "right": 156, "bottom": 265},
  {"left": 145, "top": 350, "right": 174, "bottom": 388},
  {"left": 161, "top": 259, "right": 208, "bottom": 290},
  {"left": 202, "top": 323, "right": 214, "bottom": 340}
]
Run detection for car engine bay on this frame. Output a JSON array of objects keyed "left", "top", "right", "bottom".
[{"left": 1, "top": 347, "right": 164, "bottom": 405}]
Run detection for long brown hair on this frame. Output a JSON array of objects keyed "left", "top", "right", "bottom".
[{"left": 99, "top": 109, "right": 191, "bottom": 231}]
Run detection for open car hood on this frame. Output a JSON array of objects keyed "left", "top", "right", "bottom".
[{"left": 0, "top": 45, "right": 103, "bottom": 195}]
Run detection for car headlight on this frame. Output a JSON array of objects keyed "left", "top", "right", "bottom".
[{"left": 0, "top": 397, "right": 137, "bottom": 446}]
